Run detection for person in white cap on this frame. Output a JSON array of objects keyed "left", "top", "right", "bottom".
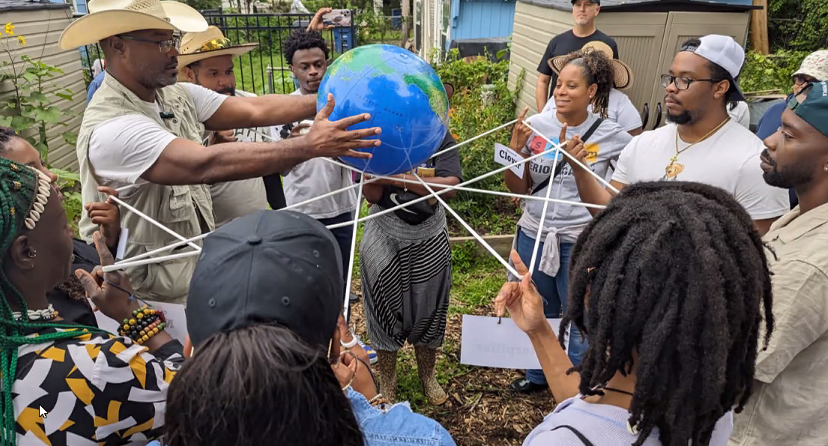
[
  {"left": 563, "top": 35, "right": 789, "bottom": 236},
  {"left": 58, "top": 0, "right": 381, "bottom": 304}
]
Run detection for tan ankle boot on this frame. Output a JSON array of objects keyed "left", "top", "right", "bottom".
[
  {"left": 376, "top": 350, "right": 397, "bottom": 403},
  {"left": 414, "top": 346, "right": 447, "bottom": 406}
]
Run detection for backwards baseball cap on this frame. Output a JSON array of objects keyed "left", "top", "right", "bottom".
[
  {"left": 788, "top": 81, "right": 828, "bottom": 139},
  {"left": 793, "top": 50, "right": 828, "bottom": 82},
  {"left": 680, "top": 35, "right": 746, "bottom": 102},
  {"left": 186, "top": 210, "right": 344, "bottom": 349}
]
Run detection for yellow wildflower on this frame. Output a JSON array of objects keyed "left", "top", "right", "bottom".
[
  {"left": 5, "top": 23, "right": 14, "bottom": 36},
  {"left": 17, "top": 36, "right": 25, "bottom": 46}
]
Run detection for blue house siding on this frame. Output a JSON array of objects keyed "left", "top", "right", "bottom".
[{"left": 449, "top": 0, "right": 516, "bottom": 50}]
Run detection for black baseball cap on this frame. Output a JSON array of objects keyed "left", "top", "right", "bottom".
[{"left": 186, "top": 210, "right": 345, "bottom": 349}]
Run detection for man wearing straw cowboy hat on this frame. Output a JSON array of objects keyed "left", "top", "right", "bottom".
[
  {"left": 59, "top": 0, "right": 381, "bottom": 304},
  {"left": 542, "top": 40, "right": 643, "bottom": 136},
  {"left": 177, "top": 26, "right": 278, "bottom": 228}
]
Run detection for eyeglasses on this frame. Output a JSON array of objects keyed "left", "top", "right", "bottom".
[
  {"left": 793, "top": 75, "right": 815, "bottom": 86},
  {"left": 661, "top": 74, "right": 723, "bottom": 90},
  {"left": 117, "top": 34, "right": 181, "bottom": 53}
]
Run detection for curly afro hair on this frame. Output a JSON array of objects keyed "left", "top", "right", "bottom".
[
  {"left": 283, "top": 29, "right": 329, "bottom": 66},
  {"left": 562, "top": 181, "right": 774, "bottom": 446},
  {"left": 557, "top": 49, "right": 615, "bottom": 119}
]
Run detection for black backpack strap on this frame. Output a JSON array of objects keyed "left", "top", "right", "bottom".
[
  {"left": 530, "top": 118, "right": 603, "bottom": 195},
  {"left": 550, "top": 425, "right": 595, "bottom": 446}
]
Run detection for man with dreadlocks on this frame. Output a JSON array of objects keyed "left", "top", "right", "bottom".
[
  {"left": 495, "top": 181, "right": 774, "bottom": 446},
  {"left": 729, "top": 82, "right": 828, "bottom": 446},
  {"left": 0, "top": 157, "right": 183, "bottom": 444}
]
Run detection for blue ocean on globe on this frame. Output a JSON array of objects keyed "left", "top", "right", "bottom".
[{"left": 316, "top": 44, "right": 449, "bottom": 176}]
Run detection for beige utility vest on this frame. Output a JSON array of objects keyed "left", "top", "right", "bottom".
[{"left": 77, "top": 75, "right": 215, "bottom": 304}]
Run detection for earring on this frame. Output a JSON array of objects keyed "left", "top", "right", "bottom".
[{"left": 27, "top": 250, "right": 36, "bottom": 259}]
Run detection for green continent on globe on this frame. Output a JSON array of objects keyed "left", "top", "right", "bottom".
[
  {"left": 327, "top": 45, "right": 396, "bottom": 81},
  {"left": 403, "top": 73, "right": 448, "bottom": 119}
]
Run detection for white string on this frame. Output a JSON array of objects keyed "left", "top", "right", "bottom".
[
  {"left": 115, "top": 232, "right": 209, "bottom": 265},
  {"left": 326, "top": 139, "right": 568, "bottom": 230},
  {"left": 107, "top": 195, "right": 202, "bottom": 251},
  {"left": 102, "top": 250, "right": 201, "bottom": 273},
  {"left": 522, "top": 122, "right": 620, "bottom": 194},
  {"left": 528, "top": 143, "right": 562, "bottom": 276},
  {"left": 342, "top": 167, "right": 366, "bottom": 320},
  {"left": 412, "top": 173, "right": 520, "bottom": 277}
]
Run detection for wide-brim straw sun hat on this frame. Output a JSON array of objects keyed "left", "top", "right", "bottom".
[
  {"left": 177, "top": 26, "right": 258, "bottom": 68},
  {"left": 59, "top": 0, "right": 208, "bottom": 50},
  {"left": 549, "top": 40, "right": 634, "bottom": 91}
]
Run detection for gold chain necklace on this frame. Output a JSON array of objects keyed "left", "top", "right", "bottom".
[{"left": 665, "top": 117, "right": 731, "bottom": 174}]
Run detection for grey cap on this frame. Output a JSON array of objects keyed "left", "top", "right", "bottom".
[{"left": 186, "top": 210, "right": 344, "bottom": 349}]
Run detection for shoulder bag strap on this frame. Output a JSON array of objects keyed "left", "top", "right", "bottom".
[
  {"left": 530, "top": 118, "right": 604, "bottom": 195},
  {"left": 550, "top": 425, "right": 596, "bottom": 446}
]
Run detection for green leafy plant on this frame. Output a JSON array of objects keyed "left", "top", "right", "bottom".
[
  {"left": 0, "top": 22, "right": 77, "bottom": 165},
  {"left": 740, "top": 49, "right": 814, "bottom": 94}
]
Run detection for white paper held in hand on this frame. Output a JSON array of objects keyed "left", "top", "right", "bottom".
[
  {"left": 493, "top": 143, "right": 525, "bottom": 178},
  {"left": 460, "top": 315, "right": 562, "bottom": 369}
]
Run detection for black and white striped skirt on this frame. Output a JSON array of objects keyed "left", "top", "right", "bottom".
[{"left": 359, "top": 204, "right": 451, "bottom": 351}]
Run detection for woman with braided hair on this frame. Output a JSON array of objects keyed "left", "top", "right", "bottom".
[
  {"left": 504, "top": 47, "right": 633, "bottom": 393},
  {"left": 0, "top": 127, "right": 122, "bottom": 327},
  {"left": 495, "top": 181, "right": 774, "bottom": 446},
  {"left": 0, "top": 157, "right": 183, "bottom": 445}
]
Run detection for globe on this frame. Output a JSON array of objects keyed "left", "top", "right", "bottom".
[{"left": 316, "top": 44, "right": 449, "bottom": 176}]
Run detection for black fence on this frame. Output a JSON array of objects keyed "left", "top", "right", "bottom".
[{"left": 77, "top": 10, "right": 359, "bottom": 96}]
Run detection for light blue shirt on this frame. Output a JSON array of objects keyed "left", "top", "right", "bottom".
[
  {"left": 145, "top": 388, "right": 455, "bottom": 446},
  {"left": 86, "top": 72, "right": 105, "bottom": 104}
]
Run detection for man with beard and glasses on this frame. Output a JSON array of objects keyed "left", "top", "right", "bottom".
[
  {"left": 178, "top": 26, "right": 280, "bottom": 227},
  {"left": 59, "top": 0, "right": 381, "bottom": 304},
  {"left": 729, "top": 81, "right": 828, "bottom": 446},
  {"left": 565, "top": 35, "right": 788, "bottom": 235}
]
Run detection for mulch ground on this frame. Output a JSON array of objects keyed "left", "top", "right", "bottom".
[{"left": 348, "top": 286, "right": 554, "bottom": 445}]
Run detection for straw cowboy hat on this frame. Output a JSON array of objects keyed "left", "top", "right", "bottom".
[
  {"left": 178, "top": 26, "right": 258, "bottom": 68},
  {"left": 549, "top": 41, "right": 634, "bottom": 91},
  {"left": 58, "top": 0, "right": 208, "bottom": 50}
]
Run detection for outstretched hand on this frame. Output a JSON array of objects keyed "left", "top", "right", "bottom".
[
  {"left": 494, "top": 250, "right": 548, "bottom": 335},
  {"left": 75, "top": 231, "right": 138, "bottom": 323},
  {"left": 305, "top": 94, "right": 381, "bottom": 160},
  {"left": 87, "top": 186, "right": 121, "bottom": 250}
]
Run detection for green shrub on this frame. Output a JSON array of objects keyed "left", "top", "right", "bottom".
[{"left": 740, "top": 49, "right": 814, "bottom": 94}]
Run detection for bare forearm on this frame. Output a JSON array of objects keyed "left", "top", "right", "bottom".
[
  {"left": 392, "top": 176, "right": 460, "bottom": 199},
  {"left": 363, "top": 182, "right": 384, "bottom": 204},
  {"left": 205, "top": 94, "right": 317, "bottom": 130},
  {"left": 535, "top": 82, "right": 550, "bottom": 112},
  {"left": 572, "top": 167, "right": 614, "bottom": 217},
  {"left": 143, "top": 137, "right": 312, "bottom": 185},
  {"left": 528, "top": 323, "right": 581, "bottom": 402}
]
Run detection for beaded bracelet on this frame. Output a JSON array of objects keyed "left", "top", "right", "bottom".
[{"left": 119, "top": 305, "right": 167, "bottom": 345}]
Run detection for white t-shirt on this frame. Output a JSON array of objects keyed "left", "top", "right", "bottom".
[
  {"left": 272, "top": 90, "right": 357, "bottom": 220},
  {"left": 542, "top": 88, "right": 643, "bottom": 133},
  {"left": 612, "top": 120, "right": 789, "bottom": 220},
  {"left": 728, "top": 101, "right": 751, "bottom": 129},
  {"left": 88, "top": 83, "right": 228, "bottom": 188},
  {"left": 524, "top": 396, "right": 733, "bottom": 446},
  {"left": 519, "top": 111, "right": 632, "bottom": 239}
]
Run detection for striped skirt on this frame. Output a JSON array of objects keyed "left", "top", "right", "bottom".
[{"left": 360, "top": 204, "right": 452, "bottom": 351}]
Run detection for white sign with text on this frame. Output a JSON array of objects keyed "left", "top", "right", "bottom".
[
  {"left": 493, "top": 143, "right": 525, "bottom": 178},
  {"left": 460, "top": 315, "right": 563, "bottom": 369}
]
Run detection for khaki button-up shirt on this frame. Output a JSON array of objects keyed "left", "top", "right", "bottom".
[{"left": 730, "top": 203, "right": 828, "bottom": 446}]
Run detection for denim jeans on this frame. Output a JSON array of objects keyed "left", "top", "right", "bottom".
[{"left": 515, "top": 228, "right": 587, "bottom": 385}]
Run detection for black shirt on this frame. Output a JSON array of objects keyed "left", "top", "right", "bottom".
[{"left": 537, "top": 29, "right": 620, "bottom": 98}]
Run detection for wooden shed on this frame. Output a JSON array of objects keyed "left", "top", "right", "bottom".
[
  {"left": 508, "top": 0, "right": 757, "bottom": 131},
  {"left": 0, "top": 0, "right": 87, "bottom": 171}
]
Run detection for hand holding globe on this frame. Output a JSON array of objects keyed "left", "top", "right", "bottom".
[{"left": 303, "top": 94, "right": 381, "bottom": 160}]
